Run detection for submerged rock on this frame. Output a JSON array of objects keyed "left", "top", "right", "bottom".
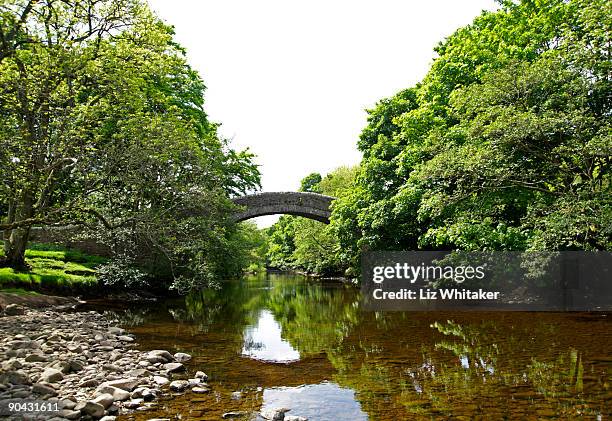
[{"left": 174, "top": 352, "right": 191, "bottom": 362}]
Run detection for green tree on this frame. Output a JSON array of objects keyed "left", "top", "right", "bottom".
[
  {"left": 299, "top": 172, "right": 322, "bottom": 193},
  {"left": 0, "top": 0, "right": 260, "bottom": 288},
  {"left": 332, "top": 0, "right": 611, "bottom": 274}
]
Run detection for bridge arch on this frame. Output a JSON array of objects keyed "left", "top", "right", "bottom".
[{"left": 231, "top": 192, "right": 335, "bottom": 224}]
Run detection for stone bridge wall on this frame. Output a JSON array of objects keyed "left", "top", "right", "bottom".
[{"left": 232, "top": 192, "right": 335, "bottom": 224}]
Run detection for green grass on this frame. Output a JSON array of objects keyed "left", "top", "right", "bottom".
[
  {"left": 0, "top": 287, "right": 41, "bottom": 296},
  {"left": 0, "top": 243, "right": 104, "bottom": 291}
]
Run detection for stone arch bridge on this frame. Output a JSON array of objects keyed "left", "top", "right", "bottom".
[{"left": 231, "top": 192, "right": 335, "bottom": 224}]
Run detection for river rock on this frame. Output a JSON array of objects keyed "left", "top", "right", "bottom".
[
  {"left": 169, "top": 380, "right": 189, "bottom": 392},
  {"left": 97, "top": 384, "right": 131, "bottom": 401},
  {"left": 32, "top": 383, "right": 58, "bottom": 396},
  {"left": 195, "top": 371, "right": 208, "bottom": 380},
  {"left": 2, "top": 358, "right": 23, "bottom": 370},
  {"left": 261, "top": 407, "right": 291, "bottom": 421},
  {"left": 60, "top": 399, "right": 77, "bottom": 410},
  {"left": 108, "top": 326, "right": 125, "bottom": 335},
  {"left": 191, "top": 386, "right": 210, "bottom": 394},
  {"left": 153, "top": 375, "right": 169, "bottom": 386},
  {"left": 98, "top": 377, "right": 142, "bottom": 392},
  {"left": 9, "top": 339, "right": 39, "bottom": 350},
  {"left": 39, "top": 368, "right": 63, "bottom": 383},
  {"left": 1, "top": 370, "right": 30, "bottom": 385},
  {"left": 59, "top": 409, "right": 82, "bottom": 420},
  {"left": 4, "top": 304, "right": 25, "bottom": 315},
  {"left": 174, "top": 352, "right": 191, "bottom": 362},
  {"left": 100, "top": 416, "right": 117, "bottom": 421},
  {"left": 285, "top": 416, "right": 308, "bottom": 421},
  {"left": 103, "top": 363, "right": 123, "bottom": 372},
  {"left": 25, "top": 352, "right": 48, "bottom": 362},
  {"left": 117, "top": 335, "right": 134, "bottom": 342},
  {"left": 123, "top": 398, "right": 144, "bottom": 409},
  {"left": 92, "top": 393, "right": 114, "bottom": 409},
  {"left": 223, "top": 412, "right": 248, "bottom": 419},
  {"left": 163, "top": 362, "right": 185, "bottom": 373},
  {"left": 81, "top": 401, "right": 105, "bottom": 417},
  {"left": 79, "top": 379, "right": 100, "bottom": 388},
  {"left": 146, "top": 350, "right": 174, "bottom": 363}
]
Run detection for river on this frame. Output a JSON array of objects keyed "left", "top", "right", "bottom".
[{"left": 96, "top": 273, "right": 611, "bottom": 420}]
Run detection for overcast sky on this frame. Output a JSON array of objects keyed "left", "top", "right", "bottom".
[{"left": 147, "top": 0, "right": 498, "bottom": 226}]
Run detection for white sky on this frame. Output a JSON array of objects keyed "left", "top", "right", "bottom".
[{"left": 147, "top": 0, "right": 499, "bottom": 226}]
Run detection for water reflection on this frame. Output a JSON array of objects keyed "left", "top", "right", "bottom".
[
  {"left": 242, "top": 310, "right": 300, "bottom": 363},
  {"left": 100, "top": 273, "right": 612, "bottom": 420},
  {"left": 262, "top": 382, "right": 367, "bottom": 421}
]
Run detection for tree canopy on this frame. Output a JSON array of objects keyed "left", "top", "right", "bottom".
[
  {"left": 331, "top": 0, "right": 611, "bottom": 274},
  {"left": 0, "top": 0, "right": 260, "bottom": 289}
]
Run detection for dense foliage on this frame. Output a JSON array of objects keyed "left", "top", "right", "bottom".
[
  {"left": 331, "top": 0, "right": 611, "bottom": 274},
  {"left": 0, "top": 0, "right": 260, "bottom": 290}
]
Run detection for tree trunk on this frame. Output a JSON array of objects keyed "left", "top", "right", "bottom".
[
  {"left": 1, "top": 227, "right": 31, "bottom": 270},
  {"left": 1, "top": 189, "right": 35, "bottom": 270}
]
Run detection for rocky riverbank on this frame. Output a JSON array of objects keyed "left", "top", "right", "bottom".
[{"left": 0, "top": 304, "right": 205, "bottom": 420}]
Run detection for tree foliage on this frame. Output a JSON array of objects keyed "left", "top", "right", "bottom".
[
  {"left": 331, "top": 0, "right": 611, "bottom": 274},
  {"left": 0, "top": 0, "right": 260, "bottom": 289}
]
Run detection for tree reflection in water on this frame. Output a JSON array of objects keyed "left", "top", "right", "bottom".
[{"left": 98, "top": 273, "right": 611, "bottom": 420}]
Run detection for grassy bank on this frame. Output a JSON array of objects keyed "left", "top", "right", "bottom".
[{"left": 0, "top": 243, "right": 105, "bottom": 292}]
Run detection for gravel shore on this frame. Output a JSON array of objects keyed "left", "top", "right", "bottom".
[{"left": 0, "top": 304, "right": 205, "bottom": 420}]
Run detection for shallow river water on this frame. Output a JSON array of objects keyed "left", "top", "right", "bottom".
[{"left": 98, "top": 273, "right": 610, "bottom": 420}]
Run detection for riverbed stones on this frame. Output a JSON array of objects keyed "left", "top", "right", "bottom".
[
  {"left": 191, "top": 386, "right": 210, "bottom": 394},
  {"left": 0, "top": 307, "right": 199, "bottom": 419},
  {"left": 195, "top": 370, "right": 208, "bottom": 380},
  {"left": 285, "top": 416, "right": 308, "bottom": 421}
]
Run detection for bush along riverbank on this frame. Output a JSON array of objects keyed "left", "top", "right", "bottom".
[{"left": 0, "top": 304, "right": 206, "bottom": 420}]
